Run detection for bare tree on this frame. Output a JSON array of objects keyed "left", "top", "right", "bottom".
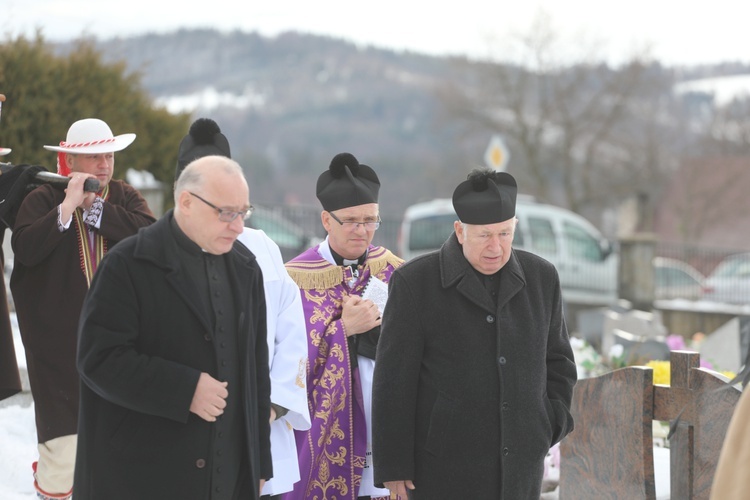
[
  {"left": 657, "top": 94, "right": 750, "bottom": 245},
  {"left": 707, "top": 96, "right": 750, "bottom": 154},
  {"left": 437, "top": 12, "right": 681, "bottom": 224}
]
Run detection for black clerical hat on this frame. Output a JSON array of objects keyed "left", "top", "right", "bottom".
[
  {"left": 452, "top": 169, "right": 517, "bottom": 224},
  {"left": 316, "top": 153, "right": 380, "bottom": 211},
  {"left": 175, "top": 118, "right": 231, "bottom": 181}
]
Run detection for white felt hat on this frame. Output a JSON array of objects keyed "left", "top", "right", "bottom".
[{"left": 43, "top": 118, "right": 135, "bottom": 154}]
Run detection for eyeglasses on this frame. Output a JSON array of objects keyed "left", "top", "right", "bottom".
[
  {"left": 328, "top": 211, "right": 381, "bottom": 231},
  {"left": 189, "top": 192, "right": 254, "bottom": 222}
]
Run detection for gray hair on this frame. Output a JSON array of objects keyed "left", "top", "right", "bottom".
[
  {"left": 460, "top": 217, "right": 518, "bottom": 234},
  {"left": 173, "top": 155, "right": 245, "bottom": 204}
]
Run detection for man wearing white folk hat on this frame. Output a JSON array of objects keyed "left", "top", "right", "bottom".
[{"left": 10, "top": 118, "right": 156, "bottom": 500}]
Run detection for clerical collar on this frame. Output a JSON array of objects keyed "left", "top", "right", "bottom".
[
  {"left": 330, "top": 247, "right": 366, "bottom": 267},
  {"left": 170, "top": 214, "right": 204, "bottom": 257}
]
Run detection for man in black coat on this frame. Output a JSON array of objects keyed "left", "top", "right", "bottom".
[
  {"left": 74, "top": 155, "right": 272, "bottom": 499},
  {"left": 372, "top": 168, "right": 577, "bottom": 499}
]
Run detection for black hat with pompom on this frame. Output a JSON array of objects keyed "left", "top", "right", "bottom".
[
  {"left": 452, "top": 168, "right": 517, "bottom": 224},
  {"left": 316, "top": 153, "right": 380, "bottom": 211},
  {"left": 175, "top": 118, "right": 232, "bottom": 181}
]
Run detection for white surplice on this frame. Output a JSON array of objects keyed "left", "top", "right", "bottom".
[{"left": 238, "top": 228, "right": 311, "bottom": 496}]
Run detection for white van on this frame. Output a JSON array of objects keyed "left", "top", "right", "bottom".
[{"left": 398, "top": 196, "right": 618, "bottom": 308}]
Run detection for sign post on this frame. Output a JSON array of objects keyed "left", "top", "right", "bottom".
[{"left": 484, "top": 134, "right": 509, "bottom": 171}]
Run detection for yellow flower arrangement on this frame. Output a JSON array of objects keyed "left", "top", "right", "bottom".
[
  {"left": 643, "top": 360, "right": 735, "bottom": 387},
  {"left": 645, "top": 360, "right": 671, "bottom": 386}
]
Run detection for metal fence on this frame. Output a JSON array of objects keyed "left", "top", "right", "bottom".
[
  {"left": 260, "top": 202, "right": 750, "bottom": 307},
  {"left": 656, "top": 241, "right": 750, "bottom": 305},
  {"left": 258, "top": 203, "right": 402, "bottom": 255},
  {"left": 656, "top": 241, "right": 745, "bottom": 278}
]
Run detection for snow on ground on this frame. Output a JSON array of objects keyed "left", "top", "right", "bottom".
[
  {"left": 0, "top": 400, "right": 38, "bottom": 500},
  {"left": 1, "top": 312, "right": 37, "bottom": 499}
]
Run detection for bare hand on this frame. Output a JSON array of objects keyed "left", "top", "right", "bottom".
[
  {"left": 60, "top": 173, "right": 97, "bottom": 221},
  {"left": 190, "top": 372, "right": 228, "bottom": 422},
  {"left": 269, "top": 406, "right": 277, "bottom": 424},
  {"left": 385, "top": 480, "right": 415, "bottom": 498},
  {"left": 259, "top": 479, "right": 265, "bottom": 496},
  {"left": 341, "top": 295, "right": 381, "bottom": 336}
]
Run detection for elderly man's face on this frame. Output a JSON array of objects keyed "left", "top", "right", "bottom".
[
  {"left": 66, "top": 152, "right": 115, "bottom": 186},
  {"left": 455, "top": 217, "right": 517, "bottom": 275},
  {"left": 179, "top": 168, "right": 249, "bottom": 255},
  {"left": 322, "top": 203, "right": 379, "bottom": 260}
]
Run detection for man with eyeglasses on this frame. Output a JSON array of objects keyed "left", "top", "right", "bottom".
[
  {"left": 173, "top": 118, "right": 311, "bottom": 500},
  {"left": 10, "top": 118, "right": 156, "bottom": 500},
  {"left": 371, "top": 168, "right": 577, "bottom": 499},
  {"left": 74, "top": 155, "right": 273, "bottom": 500},
  {"left": 283, "top": 153, "right": 404, "bottom": 500}
]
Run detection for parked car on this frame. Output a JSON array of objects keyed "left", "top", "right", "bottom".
[
  {"left": 245, "top": 205, "right": 321, "bottom": 263},
  {"left": 653, "top": 257, "right": 706, "bottom": 301},
  {"left": 702, "top": 252, "right": 750, "bottom": 304},
  {"left": 398, "top": 196, "right": 618, "bottom": 308}
]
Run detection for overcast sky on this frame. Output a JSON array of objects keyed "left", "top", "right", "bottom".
[{"left": 4, "top": 1, "right": 750, "bottom": 67}]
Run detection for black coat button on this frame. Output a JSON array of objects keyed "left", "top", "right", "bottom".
[
  {"left": 498, "top": 356, "right": 507, "bottom": 365},
  {"left": 486, "top": 315, "right": 495, "bottom": 323},
  {"left": 196, "top": 459, "right": 206, "bottom": 468},
  {"left": 204, "top": 334, "right": 211, "bottom": 341},
  {"left": 503, "top": 447, "right": 509, "bottom": 456},
  {"left": 502, "top": 401, "right": 509, "bottom": 410}
]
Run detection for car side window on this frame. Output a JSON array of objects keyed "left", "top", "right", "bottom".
[
  {"left": 249, "top": 211, "right": 303, "bottom": 248},
  {"left": 563, "top": 221, "right": 603, "bottom": 262},
  {"left": 409, "top": 214, "right": 456, "bottom": 252},
  {"left": 736, "top": 261, "right": 750, "bottom": 277},
  {"left": 528, "top": 217, "right": 556, "bottom": 254},
  {"left": 512, "top": 220, "right": 524, "bottom": 248}
]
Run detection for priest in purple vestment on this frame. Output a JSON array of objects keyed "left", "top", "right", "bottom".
[{"left": 283, "top": 153, "right": 403, "bottom": 500}]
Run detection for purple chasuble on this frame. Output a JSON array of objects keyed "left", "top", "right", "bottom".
[{"left": 283, "top": 244, "right": 403, "bottom": 499}]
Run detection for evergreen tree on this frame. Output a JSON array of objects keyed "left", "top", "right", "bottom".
[{"left": 0, "top": 33, "right": 190, "bottom": 208}]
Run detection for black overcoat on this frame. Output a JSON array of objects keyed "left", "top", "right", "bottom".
[
  {"left": 74, "top": 212, "right": 272, "bottom": 499},
  {"left": 372, "top": 233, "right": 577, "bottom": 499},
  {"left": 0, "top": 239, "right": 21, "bottom": 401}
]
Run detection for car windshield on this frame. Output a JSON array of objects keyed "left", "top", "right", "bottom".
[
  {"left": 656, "top": 265, "right": 699, "bottom": 286},
  {"left": 408, "top": 214, "right": 456, "bottom": 251},
  {"left": 713, "top": 255, "right": 750, "bottom": 278},
  {"left": 247, "top": 209, "right": 304, "bottom": 248}
]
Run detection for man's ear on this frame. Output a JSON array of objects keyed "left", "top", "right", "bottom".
[
  {"left": 454, "top": 220, "right": 465, "bottom": 244},
  {"left": 321, "top": 211, "right": 331, "bottom": 232},
  {"left": 177, "top": 190, "right": 193, "bottom": 214},
  {"left": 65, "top": 153, "right": 75, "bottom": 170}
]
